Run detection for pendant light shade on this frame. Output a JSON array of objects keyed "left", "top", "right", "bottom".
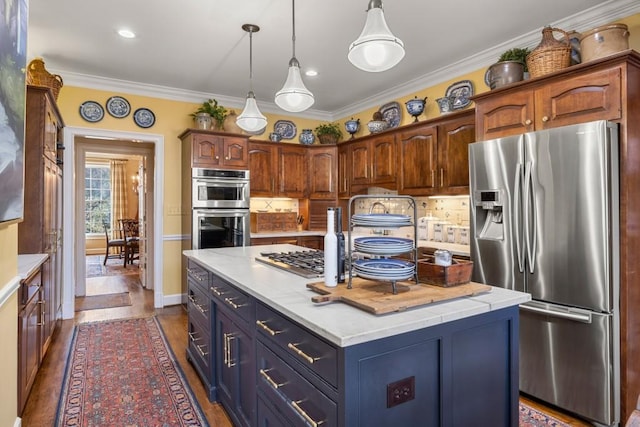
[
  {"left": 237, "top": 24, "right": 267, "bottom": 133},
  {"left": 348, "top": 0, "right": 405, "bottom": 72},
  {"left": 275, "top": 0, "right": 314, "bottom": 112}
]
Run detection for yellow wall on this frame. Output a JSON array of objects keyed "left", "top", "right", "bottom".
[{"left": 0, "top": 223, "right": 18, "bottom": 427}]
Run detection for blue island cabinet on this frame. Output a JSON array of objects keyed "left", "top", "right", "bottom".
[{"left": 254, "top": 300, "right": 519, "bottom": 427}]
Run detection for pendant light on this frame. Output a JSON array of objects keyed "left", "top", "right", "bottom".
[
  {"left": 236, "top": 24, "right": 267, "bottom": 133},
  {"left": 274, "top": 0, "right": 314, "bottom": 113},
  {"left": 348, "top": 0, "right": 405, "bottom": 72}
]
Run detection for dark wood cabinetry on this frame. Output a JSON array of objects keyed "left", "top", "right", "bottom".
[
  {"left": 248, "top": 141, "right": 307, "bottom": 198},
  {"left": 348, "top": 134, "right": 397, "bottom": 194},
  {"left": 180, "top": 129, "right": 249, "bottom": 169},
  {"left": 472, "top": 51, "right": 640, "bottom": 422},
  {"left": 18, "top": 266, "right": 43, "bottom": 415},
  {"left": 251, "top": 235, "right": 323, "bottom": 250},
  {"left": 397, "top": 110, "right": 475, "bottom": 196},
  {"left": 307, "top": 145, "right": 338, "bottom": 199},
  {"left": 18, "top": 86, "right": 64, "bottom": 404},
  {"left": 337, "top": 144, "right": 350, "bottom": 199}
]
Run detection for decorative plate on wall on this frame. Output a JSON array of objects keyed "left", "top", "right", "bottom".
[
  {"left": 79, "top": 101, "right": 104, "bottom": 123},
  {"left": 378, "top": 101, "right": 402, "bottom": 128},
  {"left": 106, "top": 96, "right": 131, "bottom": 118},
  {"left": 273, "top": 120, "right": 297, "bottom": 139},
  {"left": 445, "top": 80, "right": 474, "bottom": 110},
  {"left": 133, "top": 108, "right": 155, "bottom": 128}
]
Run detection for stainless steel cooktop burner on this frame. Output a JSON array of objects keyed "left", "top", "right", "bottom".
[{"left": 255, "top": 250, "right": 324, "bottom": 278}]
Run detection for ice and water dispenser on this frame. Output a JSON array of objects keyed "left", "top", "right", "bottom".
[{"left": 473, "top": 190, "right": 504, "bottom": 240}]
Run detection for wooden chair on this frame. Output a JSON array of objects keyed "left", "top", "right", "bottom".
[
  {"left": 103, "top": 222, "right": 126, "bottom": 266},
  {"left": 626, "top": 395, "right": 640, "bottom": 426},
  {"left": 119, "top": 219, "right": 140, "bottom": 267}
]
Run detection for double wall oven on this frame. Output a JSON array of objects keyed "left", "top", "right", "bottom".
[{"left": 191, "top": 168, "right": 250, "bottom": 249}]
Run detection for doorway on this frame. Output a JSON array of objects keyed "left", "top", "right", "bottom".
[{"left": 61, "top": 127, "right": 165, "bottom": 319}]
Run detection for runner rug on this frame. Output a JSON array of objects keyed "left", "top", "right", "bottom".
[
  {"left": 55, "top": 317, "right": 209, "bottom": 427},
  {"left": 74, "top": 292, "right": 131, "bottom": 311},
  {"left": 520, "top": 401, "right": 571, "bottom": 426}
]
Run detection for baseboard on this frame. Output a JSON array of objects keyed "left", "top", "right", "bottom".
[
  {"left": 163, "top": 293, "right": 184, "bottom": 307},
  {"left": 14, "top": 417, "right": 21, "bottom": 427}
]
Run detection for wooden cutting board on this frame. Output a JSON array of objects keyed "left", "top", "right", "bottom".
[{"left": 306, "top": 278, "right": 492, "bottom": 315}]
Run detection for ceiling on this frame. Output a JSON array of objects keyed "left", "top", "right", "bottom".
[{"left": 27, "top": 0, "right": 638, "bottom": 120}]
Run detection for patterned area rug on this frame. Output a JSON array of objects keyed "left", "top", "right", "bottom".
[
  {"left": 55, "top": 317, "right": 209, "bottom": 427},
  {"left": 520, "top": 401, "right": 571, "bottom": 426},
  {"left": 86, "top": 255, "right": 139, "bottom": 277}
]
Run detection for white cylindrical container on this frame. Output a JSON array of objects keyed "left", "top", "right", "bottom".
[{"left": 324, "top": 208, "right": 338, "bottom": 287}]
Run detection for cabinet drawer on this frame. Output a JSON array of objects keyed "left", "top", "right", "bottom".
[
  {"left": 257, "top": 341, "right": 337, "bottom": 427},
  {"left": 187, "top": 259, "right": 209, "bottom": 285},
  {"left": 188, "top": 318, "right": 211, "bottom": 378},
  {"left": 187, "top": 279, "right": 211, "bottom": 327},
  {"left": 21, "top": 270, "right": 42, "bottom": 306},
  {"left": 256, "top": 303, "right": 338, "bottom": 387},
  {"left": 257, "top": 395, "right": 293, "bottom": 427},
  {"left": 210, "top": 275, "right": 254, "bottom": 325}
]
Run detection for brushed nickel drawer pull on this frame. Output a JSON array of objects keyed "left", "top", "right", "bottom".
[
  {"left": 210, "top": 286, "right": 223, "bottom": 296},
  {"left": 287, "top": 343, "right": 319, "bottom": 364},
  {"left": 259, "top": 369, "right": 284, "bottom": 389},
  {"left": 188, "top": 296, "right": 207, "bottom": 314},
  {"left": 225, "top": 333, "right": 236, "bottom": 368},
  {"left": 196, "top": 344, "right": 207, "bottom": 357},
  {"left": 188, "top": 331, "right": 201, "bottom": 342},
  {"left": 291, "top": 400, "right": 324, "bottom": 427},
  {"left": 224, "top": 297, "right": 247, "bottom": 309},
  {"left": 256, "top": 320, "right": 282, "bottom": 336}
]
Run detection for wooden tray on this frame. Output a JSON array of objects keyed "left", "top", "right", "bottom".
[
  {"left": 306, "top": 277, "right": 492, "bottom": 315},
  {"left": 417, "top": 257, "right": 473, "bottom": 287}
]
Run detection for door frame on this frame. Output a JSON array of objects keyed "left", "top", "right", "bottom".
[{"left": 61, "top": 126, "right": 165, "bottom": 318}]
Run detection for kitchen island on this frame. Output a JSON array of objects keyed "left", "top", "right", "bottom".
[{"left": 184, "top": 244, "right": 529, "bottom": 427}]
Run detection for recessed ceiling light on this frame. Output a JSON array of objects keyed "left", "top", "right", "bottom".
[
  {"left": 118, "top": 29, "right": 136, "bottom": 39},
  {"left": 305, "top": 69, "right": 318, "bottom": 77}
]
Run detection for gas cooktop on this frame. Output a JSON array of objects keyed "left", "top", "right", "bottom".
[{"left": 255, "top": 250, "right": 324, "bottom": 279}]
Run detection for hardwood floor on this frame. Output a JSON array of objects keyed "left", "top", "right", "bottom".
[
  {"left": 20, "top": 260, "right": 592, "bottom": 427},
  {"left": 20, "top": 264, "right": 233, "bottom": 427}
]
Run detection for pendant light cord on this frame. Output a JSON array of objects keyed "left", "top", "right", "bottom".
[
  {"left": 249, "top": 28, "right": 254, "bottom": 92},
  {"left": 291, "top": 0, "right": 296, "bottom": 59}
]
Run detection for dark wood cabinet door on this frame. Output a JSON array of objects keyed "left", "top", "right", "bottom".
[
  {"left": 277, "top": 145, "right": 307, "bottom": 198},
  {"left": 370, "top": 135, "right": 397, "bottom": 186},
  {"left": 475, "top": 89, "right": 535, "bottom": 140},
  {"left": 438, "top": 114, "right": 475, "bottom": 192},
  {"left": 222, "top": 137, "right": 248, "bottom": 168},
  {"left": 192, "top": 134, "right": 223, "bottom": 168},
  {"left": 308, "top": 146, "right": 337, "bottom": 199},
  {"left": 398, "top": 124, "right": 438, "bottom": 195},
  {"left": 349, "top": 141, "right": 370, "bottom": 186},
  {"left": 535, "top": 66, "right": 622, "bottom": 129},
  {"left": 337, "top": 144, "right": 350, "bottom": 198},
  {"left": 248, "top": 143, "right": 276, "bottom": 197}
]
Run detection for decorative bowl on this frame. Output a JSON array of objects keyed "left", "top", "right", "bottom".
[
  {"left": 269, "top": 132, "right": 282, "bottom": 142},
  {"left": 405, "top": 96, "right": 427, "bottom": 122},
  {"left": 299, "top": 129, "right": 315, "bottom": 145},
  {"left": 367, "top": 120, "right": 389, "bottom": 134}
]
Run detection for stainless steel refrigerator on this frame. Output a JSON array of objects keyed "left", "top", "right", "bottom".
[{"left": 469, "top": 120, "right": 620, "bottom": 426}]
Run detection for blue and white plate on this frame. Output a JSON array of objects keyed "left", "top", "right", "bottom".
[
  {"left": 352, "top": 213, "right": 412, "bottom": 228},
  {"left": 273, "top": 120, "right": 297, "bottom": 139},
  {"left": 106, "top": 96, "right": 131, "bottom": 118},
  {"left": 79, "top": 101, "right": 104, "bottom": 123},
  {"left": 378, "top": 101, "right": 402, "bottom": 128},
  {"left": 445, "top": 80, "right": 474, "bottom": 110},
  {"left": 133, "top": 108, "right": 155, "bottom": 128},
  {"left": 354, "top": 237, "right": 413, "bottom": 255},
  {"left": 354, "top": 259, "right": 415, "bottom": 281}
]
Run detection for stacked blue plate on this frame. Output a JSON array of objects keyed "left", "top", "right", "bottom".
[
  {"left": 351, "top": 213, "right": 412, "bottom": 228},
  {"left": 353, "top": 259, "right": 415, "bottom": 282},
  {"left": 354, "top": 237, "right": 413, "bottom": 255}
]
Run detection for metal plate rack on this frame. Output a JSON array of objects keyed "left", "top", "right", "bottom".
[{"left": 347, "top": 195, "right": 418, "bottom": 294}]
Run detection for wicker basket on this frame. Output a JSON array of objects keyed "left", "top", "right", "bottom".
[
  {"left": 26, "top": 58, "right": 63, "bottom": 100},
  {"left": 526, "top": 27, "right": 571, "bottom": 78}
]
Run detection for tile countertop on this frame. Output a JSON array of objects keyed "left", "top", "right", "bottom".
[
  {"left": 17, "top": 254, "right": 49, "bottom": 280},
  {"left": 183, "top": 244, "right": 529, "bottom": 348}
]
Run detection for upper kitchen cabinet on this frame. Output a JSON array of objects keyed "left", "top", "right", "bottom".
[
  {"left": 180, "top": 129, "right": 248, "bottom": 169},
  {"left": 348, "top": 133, "right": 397, "bottom": 194},
  {"left": 248, "top": 141, "right": 307, "bottom": 198},
  {"left": 397, "top": 110, "right": 475, "bottom": 196},
  {"left": 307, "top": 145, "right": 337, "bottom": 200},
  {"left": 474, "top": 62, "right": 623, "bottom": 141}
]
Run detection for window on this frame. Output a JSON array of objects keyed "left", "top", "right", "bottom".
[{"left": 85, "top": 164, "right": 111, "bottom": 234}]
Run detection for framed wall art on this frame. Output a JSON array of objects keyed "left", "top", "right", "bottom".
[{"left": 0, "top": 0, "right": 28, "bottom": 223}]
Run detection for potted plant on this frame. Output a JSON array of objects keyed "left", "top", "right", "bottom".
[
  {"left": 315, "top": 122, "right": 343, "bottom": 144},
  {"left": 190, "top": 98, "right": 228, "bottom": 130},
  {"left": 485, "top": 47, "right": 531, "bottom": 89}
]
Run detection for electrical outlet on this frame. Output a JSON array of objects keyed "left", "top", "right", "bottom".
[{"left": 387, "top": 376, "right": 415, "bottom": 408}]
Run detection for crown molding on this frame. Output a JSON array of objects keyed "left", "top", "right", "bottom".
[{"left": 51, "top": 0, "right": 640, "bottom": 122}]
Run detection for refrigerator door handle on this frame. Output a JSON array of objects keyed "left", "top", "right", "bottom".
[
  {"left": 523, "top": 161, "right": 535, "bottom": 273},
  {"left": 520, "top": 302, "right": 593, "bottom": 323},
  {"left": 528, "top": 161, "right": 538, "bottom": 270},
  {"left": 514, "top": 163, "right": 524, "bottom": 272}
]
